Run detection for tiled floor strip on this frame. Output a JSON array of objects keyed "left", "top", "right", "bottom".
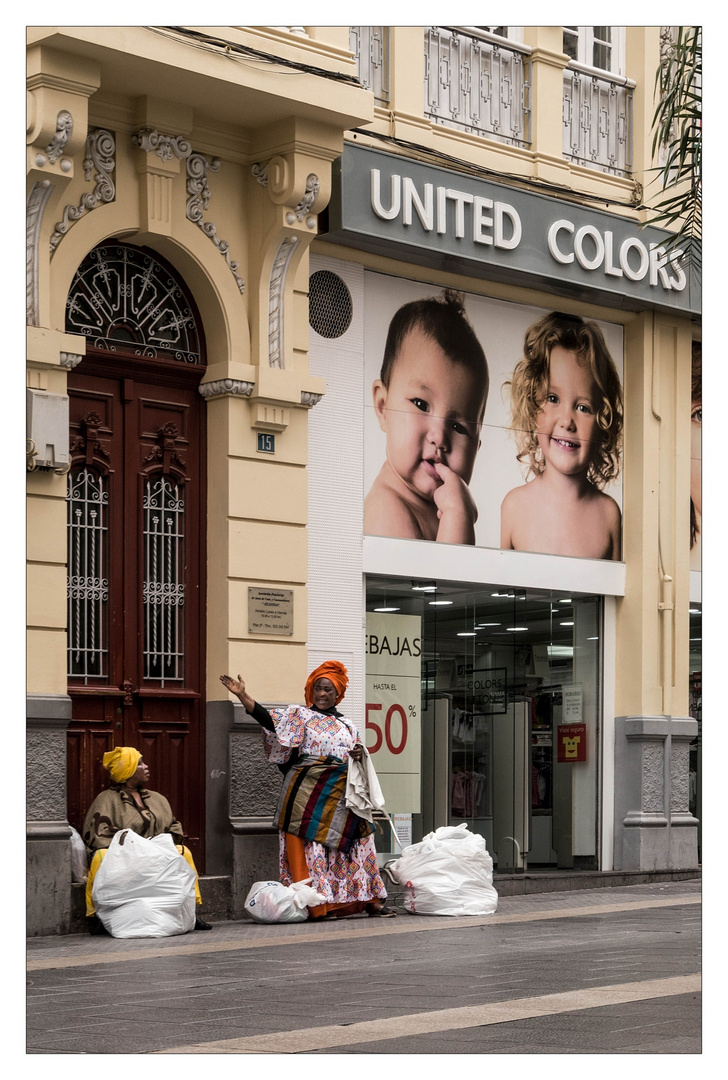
[
  {"left": 26, "top": 894, "right": 701, "bottom": 972},
  {"left": 156, "top": 974, "right": 701, "bottom": 1054}
]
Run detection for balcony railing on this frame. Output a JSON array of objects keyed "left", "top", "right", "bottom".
[
  {"left": 424, "top": 27, "right": 531, "bottom": 149},
  {"left": 562, "top": 63, "right": 634, "bottom": 176},
  {"left": 351, "top": 26, "right": 390, "bottom": 106}
]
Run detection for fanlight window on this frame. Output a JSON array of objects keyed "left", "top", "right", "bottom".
[{"left": 66, "top": 242, "right": 203, "bottom": 363}]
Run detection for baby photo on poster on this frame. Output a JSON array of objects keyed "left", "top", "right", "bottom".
[{"left": 362, "top": 271, "right": 624, "bottom": 561}]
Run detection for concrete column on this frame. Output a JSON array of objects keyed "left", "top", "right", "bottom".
[
  {"left": 27, "top": 695, "right": 72, "bottom": 935},
  {"left": 613, "top": 716, "right": 699, "bottom": 870},
  {"left": 612, "top": 311, "right": 698, "bottom": 870},
  {"left": 228, "top": 704, "right": 281, "bottom": 916}
]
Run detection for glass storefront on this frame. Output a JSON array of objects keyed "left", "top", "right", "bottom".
[{"left": 366, "top": 576, "right": 603, "bottom": 873}]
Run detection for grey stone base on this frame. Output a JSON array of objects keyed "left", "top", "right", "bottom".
[
  {"left": 27, "top": 834, "right": 72, "bottom": 936},
  {"left": 614, "top": 715, "right": 699, "bottom": 872}
]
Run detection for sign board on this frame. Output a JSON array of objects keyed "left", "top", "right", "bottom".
[
  {"left": 557, "top": 723, "right": 587, "bottom": 763},
  {"left": 323, "top": 143, "right": 700, "bottom": 316},
  {"left": 365, "top": 612, "right": 422, "bottom": 812},
  {"left": 248, "top": 587, "right": 293, "bottom": 636},
  {"left": 562, "top": 684, "right": 583, "bottom": 724},
  {"left": 257, "top": 433, "right": 276, "bottom": 454}
]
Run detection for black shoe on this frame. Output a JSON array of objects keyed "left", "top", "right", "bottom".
[
  {"left": 194, "top": 916, "right": 213, "bottom": 931},
  {"left": 87, "top": 915, "right": 109, "bottom": 936}
]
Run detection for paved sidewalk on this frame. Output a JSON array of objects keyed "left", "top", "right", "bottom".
[{"left": 26, "top": 880, "right": 702, "bottom": 1058}]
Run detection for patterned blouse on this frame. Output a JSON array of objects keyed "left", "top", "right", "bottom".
[{"left": 261, "top": 705, "right": 361, "bottom": 765}]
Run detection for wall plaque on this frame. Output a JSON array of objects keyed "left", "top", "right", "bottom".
[{"left": 248, "top": 587, "right": 294, "bottom": 636}]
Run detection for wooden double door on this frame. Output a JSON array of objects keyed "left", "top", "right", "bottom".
[{"left": 66, "top": 354, "right": 207, "bottom": 868}]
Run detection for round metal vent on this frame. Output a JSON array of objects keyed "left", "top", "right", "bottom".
[{"left": 308, "top": 270, "right": 353, "bottom": 339}]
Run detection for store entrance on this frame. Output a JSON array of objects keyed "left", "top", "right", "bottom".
[{"left": 366, "top": 579, "right": 602, "bottom": 873}]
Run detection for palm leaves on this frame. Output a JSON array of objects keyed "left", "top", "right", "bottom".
[{"left": 649, "top": 26, "right": 702, "bottom": 272}]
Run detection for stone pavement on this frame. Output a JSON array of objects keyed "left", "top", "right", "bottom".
[{"left": 25, "top": 879, "right": 702, "bottom": 1059}]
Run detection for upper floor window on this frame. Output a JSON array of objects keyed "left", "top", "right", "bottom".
[{"left": 563, "top": 26, "right": 625, "bottom": 76}]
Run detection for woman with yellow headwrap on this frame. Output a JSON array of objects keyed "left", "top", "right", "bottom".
[
  {"left": 221, "top": 662, "right": 393, "bottom": 919},
  {"left": 82, "top": 748, "right": 212, "bottom": 933}
]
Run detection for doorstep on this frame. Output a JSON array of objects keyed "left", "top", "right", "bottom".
[{"left": 491, "top": 867, "right": 701, "bottom": 896}]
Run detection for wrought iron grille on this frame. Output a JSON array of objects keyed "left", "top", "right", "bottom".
[
  {"left": 143, "top": 476, "right": 185, "bottom": 684},
  {"left": 67, "top": 467, "right": 109, "bottom": 681},
  {"left": 424, "top": 27, "right": 531, "bottom": 148},
  {"left": 350, "top": 26, "right": 390, "bottom": 105},
  {"left": 562, "top": 66, "right": 634, "bottom": 177},
  {"left": 65, "top": 243, "right": 202, "bottom": 363}
]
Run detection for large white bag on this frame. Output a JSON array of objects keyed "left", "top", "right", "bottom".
[
  {"left": 92, "top": 830, "right": 197, "bottom": 938},
  {"left": 244, "top": 879, "right": 328, "bottom": 923},
  {"left": 387, "top": 823, "right": 498, "bottom": 916}
]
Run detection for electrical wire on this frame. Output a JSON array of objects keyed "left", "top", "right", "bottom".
[{"left": 145, "top": 25, "right": 362, "bottom": 86}]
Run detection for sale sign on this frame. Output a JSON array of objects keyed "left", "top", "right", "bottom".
[{"left": 365, "top": 612, "right": 422, "bottom": 812}]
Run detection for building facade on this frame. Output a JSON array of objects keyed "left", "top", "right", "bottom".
[{"left": 26, "top": 25, "right": 700, "bottom": 935}]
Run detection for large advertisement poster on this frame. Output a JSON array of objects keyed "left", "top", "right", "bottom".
[{"left": 363, "top": 273, "right": 624, "bottom": 560}]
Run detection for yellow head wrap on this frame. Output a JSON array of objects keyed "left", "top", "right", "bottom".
[{"left": 102, "top": 747, "right": 142, "bottom": 784}]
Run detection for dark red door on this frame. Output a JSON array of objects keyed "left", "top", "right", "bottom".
[{"left": 66, "top": 355, "right": 206, "bottom": 868}]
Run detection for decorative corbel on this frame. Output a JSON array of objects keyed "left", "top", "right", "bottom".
[
  {"left": 49, "top": 128, "right": 116, "bottom": 253},
  {"left": 186, "top": 152, "right": 245, "bottom": 294}
]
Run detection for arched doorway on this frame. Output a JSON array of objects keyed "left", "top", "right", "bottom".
[{"left": 65, "top": 241, "right": 207, "bottom": 868}]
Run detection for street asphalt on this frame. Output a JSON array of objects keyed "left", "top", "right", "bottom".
[{"left": 25, "top": 878, "right": 703, "bottom": 1064}]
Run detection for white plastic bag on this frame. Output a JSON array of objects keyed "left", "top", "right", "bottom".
[
  {"left": 69, "top": 826, "right": 88, "bottom": 882},
  {"left": 92, "top": 830, "right": 197, "bottom": 938},
  {"left": 387, "top": 823, "right": 498, "bottom": 916},
  {"left": 244, "top": 879, "right": 327, "bottom": 923}
]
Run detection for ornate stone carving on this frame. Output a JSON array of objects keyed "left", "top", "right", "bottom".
[
  {"left": 641, "top": 741, "right": 664, "bottom": 813},
  {"left": 198, "top": 379, "right": 254, "bottom": 399},
  {"left": 60, "top": 352, "right": 83, "bottom": 369},
  {"left": 26, "top": 180, "right": 53, "bottom": 325},
  {"left": 268, "top": 236, "right": 299, "bottom": 369},
  {"left": 251, "top": 162, "right": 269, "bottom": 186},
  {"left": 292, "top": 173, "right": 320, "bottom": 220},
  {"left": 186, "top": 152, "right": 245, "bottom": 294},
  {"left": 670, "top": 740, "right": 690, "bottom": 812},
  {"left": 45, "top": 110, "right": 73, "bottom": 164},
  {"left": 300, "top": 391, "right": 323, "bottom": 407},
  {"left": 132, "top": 128, "right": 192, "bottom": 162},
  {"left": 50, "top": 129, "right": 116, "bottom": 253}
]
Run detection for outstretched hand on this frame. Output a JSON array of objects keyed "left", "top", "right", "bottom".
[{"left": 220, "top": 673, "right": 246, "bottom": 697}]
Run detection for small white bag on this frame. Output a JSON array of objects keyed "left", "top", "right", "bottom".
[
  {"left": 387, "top": 823, "right": 498, "bottom": 917},
  {"left": 92, "top": 830, "right": 197, "bottom": 938},
  {"left": 69, "top": 826, "right": 88, "bottom": 882},
  {"left": 244, "top": 879, "right": 328, "bottom": 923}
]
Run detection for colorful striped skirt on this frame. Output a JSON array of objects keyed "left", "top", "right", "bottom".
[{"left": 275, "top": 756, "right": 373, "bottom": 853}]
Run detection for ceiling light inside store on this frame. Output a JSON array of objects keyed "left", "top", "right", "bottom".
[
  {"left": 506, "top": 626, "right": 528, "bottom": 631},
  {"left": 492, "top": 592, "right": 515, "bottom": 598},
  {"left": 548, "top": 645, "right": 574, "bottom": 657},
  {"left": 374, "top": 606, "right": 400, "bottom": 612},
  {"left": 689, "top": 608, "right": 701, "bottom": 614},
  {"left": 475, "top": 622, "right": 501, "bottom": 627},
  {"left": 457, "top": 632, "right": 476, "bottom": 637},
  {"left": 560, "top": 621, "right": 574, "bottom": 626},
  {"left": 429, "top": 600, "right": 453, "bottom": 606},
  {"left": 412, "top": 585, "right": 437, "bottom": 593},
  {"left": 559, "top": 599, "right": 572, "bottom": 604},
  {"left": 587, "top": 636, "right": 599, "bottom": 640}
]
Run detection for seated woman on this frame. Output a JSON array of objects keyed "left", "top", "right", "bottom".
[
  {"left": 221, "top": 661, "right": 395, "bottom": 919},
  {"left": 82, "top": 747, "right": 212, "bottom": 934}
]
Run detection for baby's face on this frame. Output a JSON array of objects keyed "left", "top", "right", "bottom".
[
  {"left": 374, "top": 328, "right": 484, "bottom": 500},
  {"left": 537, "top": 346, "right": 598, "bottom": 477}
]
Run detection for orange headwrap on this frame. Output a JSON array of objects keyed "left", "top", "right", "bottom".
[
  {"left": 304, "top": 661, "right": 349, "bottom": 707},
  {"left": 102, "top": 746, "right": 142, "bottom": 784}
]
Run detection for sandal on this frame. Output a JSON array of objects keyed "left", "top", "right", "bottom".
[{"left": 367, "top": 903, "right": 396, "bottom": 918}]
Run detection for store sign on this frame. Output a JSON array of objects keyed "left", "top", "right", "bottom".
[
  {"left": 557, "top": 723, "right": 587, "bottom": 763},
  {"left": 365, "top": 612, "right": 422, "bottom": 812},
  {"left": 323, "top": 144, "right": 700, "bottom": 316}
]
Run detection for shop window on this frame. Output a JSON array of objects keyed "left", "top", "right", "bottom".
[{"left": 366, "top": 577, "right": 601, "bottom": 872}]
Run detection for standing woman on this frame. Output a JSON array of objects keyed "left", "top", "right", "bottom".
[{"left": 220, "top": 661, "right": 394, "bottom": 919}]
